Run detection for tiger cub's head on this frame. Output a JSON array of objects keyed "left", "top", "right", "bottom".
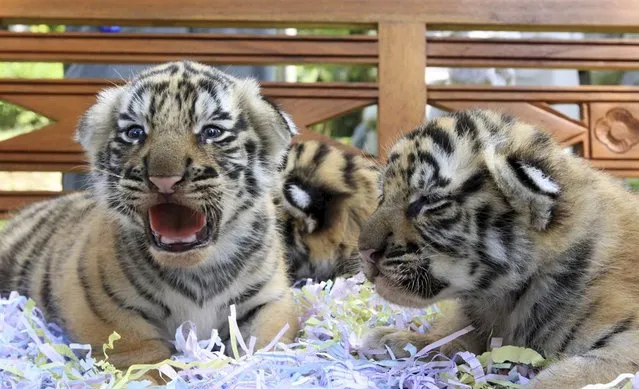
[
  {"left": 75, "top": 61, "right": 296, "bottom": 267},
  {"left": 359, "top": 109, "right": 571, "bottom": 307},
  {"left": 277, "top": 140, "right": 379, "bottom": 282}
]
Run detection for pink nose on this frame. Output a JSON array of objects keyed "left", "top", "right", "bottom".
[{"left": 149, "top": 176, "right": 183, "bottom": 194}]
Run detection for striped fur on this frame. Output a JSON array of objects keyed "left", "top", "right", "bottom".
[
  {"left": 0, "top": 61, "right": 299, "bottom": 375},
  {"left": 359, "top": 109, "right": 639, "bottom": 388},
  {"left": 276, "top": 140, "right": 379, "bottom": 282}
]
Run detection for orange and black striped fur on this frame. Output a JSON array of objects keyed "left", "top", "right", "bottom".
[
  {"left": 0, "top": 61, "right": 299, "bottom": 374},
  {"left": 276, "top": 141, "right": 379, "bottom": 282},
  {"left": 359, "top": 109, "right": 639, "bottom": 388}
]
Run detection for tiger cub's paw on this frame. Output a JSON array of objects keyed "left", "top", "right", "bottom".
[
  {"left": 361, "top": 327, "right": 430, "bottom": 359},
  {"left": 361, "top": 327, "right": 466, "bottom": 360}
]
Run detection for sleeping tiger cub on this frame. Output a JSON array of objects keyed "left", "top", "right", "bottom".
[
  {"left": 0, "top": 61, "right": 299, "bottom": 374},
  {"left": 277, "top": 140, "right": 379, "bottom": 283},
  {"left": 359, "top": 109, "right": 639, "bottom": 388}
]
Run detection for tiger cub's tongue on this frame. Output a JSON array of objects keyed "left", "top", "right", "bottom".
[{"left": 149, "top": 203, "right": 206, "bottom": 238}]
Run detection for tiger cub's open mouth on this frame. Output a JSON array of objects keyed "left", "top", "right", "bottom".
[{"left": 147, "top": 203, "right": 213, "bottom": 252}]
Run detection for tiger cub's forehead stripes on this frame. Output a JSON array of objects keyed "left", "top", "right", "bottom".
[
  {"left": 384, "top": 112, "right": 491, "bottom": 202},
  {"left": 118, "top": 62, "right": 237, "bottom": 137}
]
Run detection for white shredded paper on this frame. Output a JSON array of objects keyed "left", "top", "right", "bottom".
[{"left": 1, "top": 274, "right": 637, "bottom": 388}]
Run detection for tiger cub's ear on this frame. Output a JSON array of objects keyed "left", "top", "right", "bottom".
[
  {"left": 74, "top": 86, "right": 123, "bottom": 156},
  {"left": 483, "top": 141, "right": 561, "bottom": 231},
  {"left": 235, "top": 78, "right": 298, "bottom": 163}
]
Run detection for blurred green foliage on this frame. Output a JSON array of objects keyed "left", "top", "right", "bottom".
[
  {"left": 21, "top": 24, "right": 65, "bottom": 33},
  {"left": 295, "top": 28, "right": 377, "bottom": 141},
  {"left": 626, "top": 178, "right": 639, "bottom": 192},
  {"left": 589, "top": 70, "right": 624, "bottom": 85},
  {"left": 0, "top": 25, "right": 64, "bottom": 141}
]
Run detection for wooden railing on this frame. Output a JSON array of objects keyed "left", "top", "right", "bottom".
[
  {"left": 3, "top": 0, "right": 639, "bottom": 216},
  {"left": 0, "top": 190, "right": 70, "bottom": 219},
  {"left": 4, "top": 0, "right": 639, "bottom": 31},
  {"left": 6, "top": 33, "right": 639, "bottom": 70}
]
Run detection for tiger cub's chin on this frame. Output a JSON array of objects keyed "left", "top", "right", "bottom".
[
  {"left": 0, "top": 61, "right": 300, "bottom": 372},
  {"left": 360, "top": 109, "right": 639, "bottom": 389}
]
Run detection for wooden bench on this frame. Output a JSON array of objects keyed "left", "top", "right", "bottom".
[{"left": 3, "top": 0, "right": 639, "bottom": 217}]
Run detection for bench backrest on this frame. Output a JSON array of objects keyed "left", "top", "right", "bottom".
[{"left": 3, "top": 0, "right": 639, "bottom": 216}]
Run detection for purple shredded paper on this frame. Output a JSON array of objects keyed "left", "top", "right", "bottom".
[{"left": 1, "top": 274, "right": 637, "bottom": 388}]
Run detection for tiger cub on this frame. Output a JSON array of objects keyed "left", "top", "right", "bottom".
[
  {"left": 0, "top": 61, "right": 299, "bottom": 373},
  {"left": 277, "top": 140, "right": 379, "bottom": 283},
  {"left": 359, "top": 109, "right": 639, "bottom": 388}
]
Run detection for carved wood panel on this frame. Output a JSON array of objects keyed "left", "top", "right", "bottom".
[
  {"left": 0, "top": 80, "right": 377, "bottom": 171},
  {"left": 590, "top": 103, "right": 639, "bottom": 159},
  {"left": 0, "top": 95, "right": 90, "bottom": 153}
]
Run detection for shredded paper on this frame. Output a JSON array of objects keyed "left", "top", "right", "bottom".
[{"left": 1, "top": 273, "right": 637, "bottom": 388}]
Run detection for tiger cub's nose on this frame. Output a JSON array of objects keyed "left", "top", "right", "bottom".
[
  {"left": 149, "top": 176, "right": 183, "bottom": 194},
  {"left": 360, "top": 249, "right": 384, "bottom": 265}
]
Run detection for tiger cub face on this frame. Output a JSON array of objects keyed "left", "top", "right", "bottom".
[
  {"left": 359, "top": 110, "right": 560, "bottom": 307},
  {"left": 277, "top": 140, "right": 379, "bottom": 282},
  {"left": 76, "top": 61, "right": 296, "bottom": 268}
]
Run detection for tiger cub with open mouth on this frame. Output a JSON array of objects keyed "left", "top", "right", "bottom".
[{"left": 0, "top": 61, "right": 299, "bottom": 373}]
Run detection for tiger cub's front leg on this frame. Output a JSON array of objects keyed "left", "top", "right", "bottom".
[
  {"left": 235, "top": 266, "right": 299, "bottom": 351},
  {"left": 249, "top": 292, "right": 299, "bottom": 349},
  {"left": 60, "top": 258, "right": 173, "bottom": 371},
  {"left": 530, "top": 329, "right": 639, "bottom": 389}
]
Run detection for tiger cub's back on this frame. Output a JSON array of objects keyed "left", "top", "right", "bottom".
[
  {"left": 0, "top": 192, "right": 97, "bottom": 304},
  {"left": 277, "top": 140, "right": 379, "bottom": 283}
]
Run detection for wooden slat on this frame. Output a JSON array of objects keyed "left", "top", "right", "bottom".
[
  {"left": 0, "top": 95, "right": 95, "bottom": 153},
  {"left": 377, "top": 22, "right": 426, "bottom": 160},
  {"left": 428, "top": 85, "right": 639, "bottom": 103},
  {"left": 0, "top": 190, "right": 68, "bottom": 214},
  {"left": 5, "top": 80, "right": 639, "bottom": 115},
  {"left": 427, "top": 37, "right": 639, "bottom": 70},
  {"left": 0, "top": 79, "right": 379, "bottom": 99},
  {"left": 0, "top": 152, "right": 86, "bottom": 163},
  {"left": 0, "top": 152, "right": 87, "bottom": 172},
  {"left": 603, "top": 170, "right": 639, "bottom": 178},
  {"left": 581, "top": 103, "right": 592, "bottom": 158},
  {"left": 6, "top": 33, "right": 639, "bottom": 70},
  {"left": 0, "top": 162, "right": 86, "bottom": 172},
  {"left": 589, "top": 159, "right": 639, "bottom": 172},
  {"left": 4, "top": 0, "right": 639, "bottom": 32},
  {"left": 0, "top": 32, "right": 377, "bottom": 65}
]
